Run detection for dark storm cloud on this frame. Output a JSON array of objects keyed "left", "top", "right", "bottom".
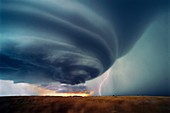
[
  {"left": 0, "top": 0, "right": 117, "bottom": 84},
  {"left": 0, "top": 0, "right": 168, "bottom": 85}
]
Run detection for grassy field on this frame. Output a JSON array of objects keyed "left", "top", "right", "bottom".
[{"left": 0, "top": 96, "right": 169, "bottom": 113}]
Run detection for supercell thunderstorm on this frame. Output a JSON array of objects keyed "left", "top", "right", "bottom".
[
  {"left": 0, "top": 0, "right": 165, "bottom": 95},
  {"left": 0, "top": 0, "right": 117, "bottom": 86}
]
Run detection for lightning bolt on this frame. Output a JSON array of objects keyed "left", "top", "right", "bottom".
[{"left": 98, "top": 69, "right": 111, "bottom": 96}]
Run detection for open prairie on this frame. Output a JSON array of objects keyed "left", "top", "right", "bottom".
[{"left": 0, "top": 96, "right": 169, "bottom": 113}]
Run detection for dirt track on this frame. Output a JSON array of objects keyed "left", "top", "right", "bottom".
[{"left": 0, "top": 96, "right": 169, "bottom": 113}]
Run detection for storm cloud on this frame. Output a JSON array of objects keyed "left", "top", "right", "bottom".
[
  {"left": 0, "top": 0, "right": 118, "bottom": 84},
  {"left": 0, "top": 0, "right": 167, "bottom": 85}
]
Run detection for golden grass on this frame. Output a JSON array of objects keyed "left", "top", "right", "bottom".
[{"left": 0, "top": 96, "right": 169, "bottom": 113}]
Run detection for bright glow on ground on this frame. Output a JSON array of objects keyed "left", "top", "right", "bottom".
[{"left": 39, "top": 91, "right": 94, "bottom": 97}]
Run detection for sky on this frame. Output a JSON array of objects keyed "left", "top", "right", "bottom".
[
  {"left": 0, "top": 0, "right": 169, "bottom": 96},
  {"left": 0, "top": 12, "right": 169, "bottom": 96},
  {"left": 87, "top": 12, "right": 169, "bottom": 96}
]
